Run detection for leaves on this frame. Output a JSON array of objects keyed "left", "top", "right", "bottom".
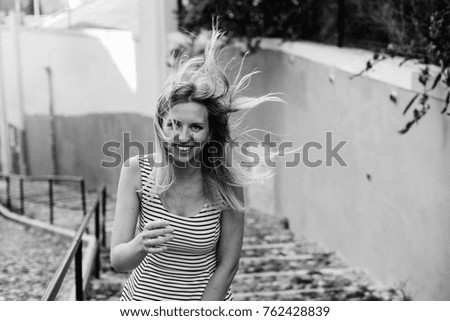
[
  {"left": 418, "top": 66, "right": 430, "bottom": 86},
  {"left": 431, "top": 72, "right": 442, "bottom": 90},
  {"left": 419, "top": 93, "right": 429, "bottom": 106},
  {"left": 441, "top": 91, "right": 450, "bottom": 114},
  {"left": 403, "top": 94, "right": 419, "bottom": 115},
  {"left": 398, "top": 119, "right": 415, "bottom": 135},
  {"left": 349, "top": 53, "right": 387, "bottom": 79},
  {"left": 349, "top": 1, "right": 450, "bottom": 134}
]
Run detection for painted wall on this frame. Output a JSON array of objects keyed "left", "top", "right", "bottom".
[
  {"left": 16, "top": 29, "right": 140, "bottom": 116},
  {"left": 233, "top": 43, "right": 450, "bottom": 300},
  {"left": 0, "top": 27, "right": 154, "bottom": 189}
]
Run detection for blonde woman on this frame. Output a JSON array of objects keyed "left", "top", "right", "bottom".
[{"left": 111, "top": 28, "right": 280, "bottom": 301}]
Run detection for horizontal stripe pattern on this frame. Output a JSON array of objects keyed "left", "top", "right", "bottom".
[{"left": 120, "top": 155, "right": 233, "bottom": 301}]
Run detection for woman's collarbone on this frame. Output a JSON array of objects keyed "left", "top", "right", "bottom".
[{"left": 162, "top": 187, "right": 205, "bottom": 217}]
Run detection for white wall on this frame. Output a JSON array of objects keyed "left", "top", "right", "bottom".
[
  {"left": 237, "top": 40, "right": 450, "bottom": 300},
  {"left": 0, "top": 12, "right": 165, "bottom": 182},
  {"left": 0, "top": 27, "right": 140, "bottom": 117}
]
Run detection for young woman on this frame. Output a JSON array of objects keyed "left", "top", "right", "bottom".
[{"left": 111, "top": 28, "right": 280, "bottom": 301}]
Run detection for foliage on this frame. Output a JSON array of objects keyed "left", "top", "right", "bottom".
[
  {"left": 176, "top": 0, "right": 416, "bottom": 51},
  {"left": 356, "top": 0, "right": 450, "bottom": 134},
  {"left": 177, "top": 0, "right": 337, "bottom": 52}
]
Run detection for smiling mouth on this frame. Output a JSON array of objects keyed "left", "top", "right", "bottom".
[{"left": 173, "top": 145, "right": 194, "bottom": 152}]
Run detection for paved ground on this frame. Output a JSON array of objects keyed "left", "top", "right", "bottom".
[
  {"left": 0, "top": 215, "right": 72, "bottom": 300},
  {"left": 0, "top": 179, "right": 404, "bottom": 301},
  {"left": 0, "top": 179, "right": 99, "bottom": 301}
]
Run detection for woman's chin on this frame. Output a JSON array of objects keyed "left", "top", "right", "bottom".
[{"left": 171, "top": 153, "right": 202, "bottom": 167}]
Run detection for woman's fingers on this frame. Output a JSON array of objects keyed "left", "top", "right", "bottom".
[
  {"left": 143, "top": 235, "right": 174, "bottom": 253},
  {"left": 145, "top": 246, "right": 167, "bottom": 253},
  {"left": 144, "top": 220, "right": 170, "bottom": 230},
  {"left": 142, "top": 220, "right": 175, "bottom": 253},
  {"left": 143, "top": 234, "right": 173, "bottom": 246},
  {"left": 143, "top": 226, "right": 174, "bottom": 239}
]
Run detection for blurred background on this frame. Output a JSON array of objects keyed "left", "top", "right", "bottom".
[{"left": 0, "top": 0, "right": 449, "bottom": 301}]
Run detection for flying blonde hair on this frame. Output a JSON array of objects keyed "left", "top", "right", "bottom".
[{"left": 147, "top": 27, "right": 283, "bottom": 211}]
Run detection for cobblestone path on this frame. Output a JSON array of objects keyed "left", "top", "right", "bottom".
[
  {"left": 0, "top": 215, "right": 71, "bottom": 300},
  {"left": 0, "top": 179, "right": 100, "bottom": 300}
]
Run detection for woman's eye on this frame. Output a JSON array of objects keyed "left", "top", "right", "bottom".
[{"left": 191, "top": 125, "right": 203, "bottom": 131}]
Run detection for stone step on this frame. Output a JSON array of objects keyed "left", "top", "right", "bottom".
[
  {"left": 235, "top": 267, "right": 355, "bottom": 278},
  {"left": 233, "top": 284, "right": 403, "bottom": 301},
  {"left": 86, "top": 274, "right": 128, "bottom": 301},
  {"left": 243, "top": 234, "right": 294, "bottom": 245},
  {"left": 233, "top": 287, "right": 372, "bottom": 301},
  {"left": 233, "top": 268, "right": 360, "bottom": 292},
  {"left": 241, "top": 242, "right": 334, "bottom": 257},
  {"left": 239, "top": 253, "right": 346, "bottom": 274}
]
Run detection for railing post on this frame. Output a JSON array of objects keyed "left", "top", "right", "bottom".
[
  {"left": 102, "top": 187, "right": 106, "bottom": 247},
  {"left": 19, "top": 177, "right": 24, "bottom": 214},
  {"left": 94, "top": 203, "right": 100, "bottom": 279},
  {"left": 75, "top": 244, "right": 83, "bottom": 301},
  {"left": 49, "top": 179, "right": 54, "bottom": 224},
  {"left": 6, "top": 176, "right": 11, "bottom": 209},
  {"left": 81, "top": 180, "right": 86, "bottom": 216}
]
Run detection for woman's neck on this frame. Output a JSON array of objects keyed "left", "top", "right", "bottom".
[{"left": 172, "top": 161, "right": 202, "bottom": 180}]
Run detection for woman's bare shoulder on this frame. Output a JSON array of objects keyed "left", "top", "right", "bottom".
[
  {"left": 123, "top": 153, "right": 156, "bottom": 170},
  {"left": 123, "top": 155, "right": 141, "bottom": 170},
  {"left": 120, "top": 155, "right": 142, "bottom": 191}
]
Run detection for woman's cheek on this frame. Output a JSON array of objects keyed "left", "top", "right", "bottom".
[{"left": 196, "top": 130, "right": 209, "bottom": 142}]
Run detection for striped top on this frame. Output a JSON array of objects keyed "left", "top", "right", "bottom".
[{"left": 120, "top": 155, "right": 233, "bottom": 301}]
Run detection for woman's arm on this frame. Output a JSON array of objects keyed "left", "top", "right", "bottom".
[
  {"left": 110, "top": 156, "right": 174, "bottom": 272},
  {"left": 201, "top": 187, "right": 245, "bottom": 301},
  {"left": 110, "top": 156, "right": 147, "bottom": 272}
]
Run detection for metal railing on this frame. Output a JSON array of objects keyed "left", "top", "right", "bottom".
[
  {"left": 0, "top": 174, "right": 86, "bottom": 223},
  {"left": 41, "top": 185, "right": 107, "bottom": 301}
]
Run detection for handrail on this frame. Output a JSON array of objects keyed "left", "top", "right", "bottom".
[
  {"left": 0, "top": 173, "right": 86, "bottom": 221},
  {"left": 41, "top": 185, "right": 107, "bottom": 301},
  {"left": 0, "top": 173, "right": 84, "bottom": 182}
]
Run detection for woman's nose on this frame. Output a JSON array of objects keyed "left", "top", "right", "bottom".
[{"left": 177, "top": 127, "right": 190, "bottom": 142}]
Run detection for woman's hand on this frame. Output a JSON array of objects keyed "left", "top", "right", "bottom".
[{"left": 140, "top": 220, "right": 175, "bottom": 253}]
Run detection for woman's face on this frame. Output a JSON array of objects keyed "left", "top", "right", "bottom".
[{"left": 162, "top": 102, "right": 210, "bottom": 165}]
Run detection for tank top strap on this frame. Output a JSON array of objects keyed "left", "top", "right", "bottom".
[{"left": 138, "top": 154, "right": 154, "bottom": 192}]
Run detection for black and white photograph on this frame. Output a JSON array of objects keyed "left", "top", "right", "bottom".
[{"left": 0, "top": 0, "right": 449, "bottom": 318}]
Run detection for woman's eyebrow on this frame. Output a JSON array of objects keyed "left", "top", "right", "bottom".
[{"left": 166, "top": 118, "right": 205, "bottom": 125}]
